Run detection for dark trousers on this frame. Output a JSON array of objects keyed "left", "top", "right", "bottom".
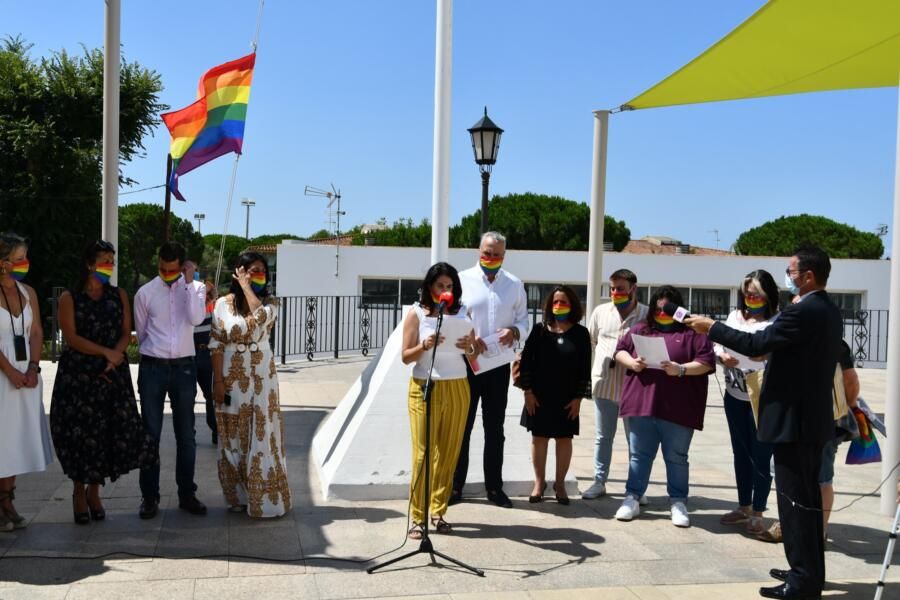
[
  {"left": 723, "top": 393, "right": 774, "bottom": 512},
  {"left": 773, "top": 441, "right": 826, "bottom": 594},
  {"left": 452, "top": 363, "right": 510, "bottom": 493},
  {"left": 138, "top": 360, "right": 199, "bottom": 501},
  {"left": 194, "top": 349, "right": 217, "bottom": 437}
]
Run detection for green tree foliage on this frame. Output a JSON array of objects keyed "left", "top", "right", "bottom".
[
  {"left": 350, "top": 218, "right": 432, "bottom": 247},
  {"left": 449, "top": 192, "right": 630, "bottom": 251},
  {"left": 249, "top": 233, "right": 302, "bottom": 246},
  {"left": 307, "top": 229, "right": 333, "bottom": 240},
  {"left": 0, "top": 37, "right": 165, "bottom": 306},
  {"left": 202, "top": 234, "right": 249, "bottom": 279},
  {"left": 118, "top": 203, "right": 203, "bottom": 291},
  {"left": 734, "top": 215, "right": 884, "bottom": 259}
]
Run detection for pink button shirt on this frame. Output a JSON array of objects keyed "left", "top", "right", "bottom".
[{"left": 134, "top": 276, "right": 207, "bottom": 359}]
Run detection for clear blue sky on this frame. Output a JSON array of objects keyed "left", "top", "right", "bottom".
[{"left": 6, "top": 1, "right": 898, "bottom": 254}]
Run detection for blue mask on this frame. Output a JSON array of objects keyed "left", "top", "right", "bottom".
[{"left": 784, "top": 272, "right": 800, "bottom": 296}]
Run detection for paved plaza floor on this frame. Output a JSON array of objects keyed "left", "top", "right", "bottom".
[{"left": 0, "top": 357, "right": 897, "bottom": 599}]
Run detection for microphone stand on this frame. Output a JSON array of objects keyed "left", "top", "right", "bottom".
[{"left": 368, "top": 304, "right": 484, "bottom": 576}]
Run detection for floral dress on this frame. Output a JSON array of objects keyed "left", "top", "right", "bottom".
[{"left": 209, "top": 294, "right": 291, "bottom": 518}]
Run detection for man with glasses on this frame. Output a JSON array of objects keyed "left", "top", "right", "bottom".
[
  {"left": 686, "top": 245, "right": 842, "bottom": 600},
  {"left": 451, "top": 231, "right": 529, "bottom": 508}
]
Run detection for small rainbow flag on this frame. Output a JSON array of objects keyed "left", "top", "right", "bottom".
[
  {"left": 846, "top": 406, "right": 882, "bottom": 465},
  {"left": 162, "top": 53, "right": 256, "bottom": 201}
]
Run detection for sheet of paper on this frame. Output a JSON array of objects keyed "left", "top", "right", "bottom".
[
  {"left": 467, "top": 332, "right": 517, "bottom": 374},
  {"left": 631, "top": 334, "right": 671, "bottom": 369},
  {"left": 420, "top": 315, "right": 474, "bottom": 354},
  {"left": 724, "top": 348, "right": 766, "bottom": 371}
]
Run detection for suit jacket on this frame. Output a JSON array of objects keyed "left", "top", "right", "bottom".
[{"left": 708, "top": 290, "right": 842, "bottom": 445}]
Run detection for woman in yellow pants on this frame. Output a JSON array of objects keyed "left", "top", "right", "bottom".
[{"left": 401, "top": 262, "right": 479, "bottom": 539}]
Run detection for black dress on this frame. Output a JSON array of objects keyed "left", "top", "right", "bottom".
[
  {"left": 518, "top": 323, "right": 592, "bottom": 438},
  {"left": 50, "top": 286, "right": 158, "bottom": 484}
]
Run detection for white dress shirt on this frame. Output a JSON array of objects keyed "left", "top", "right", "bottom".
[
  {"left": 459, "top": 264, "right": 530, "bottom": 341},
  {"left": 134, "top": 276, "right": 207, "bottom": 359}
]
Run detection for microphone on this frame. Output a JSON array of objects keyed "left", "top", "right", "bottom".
[
  {"left": 437, "top": 291, "right": 454, "bottom": 313},
  {"left": 662, "top": 301, "right": 691, "bottom": 323}
]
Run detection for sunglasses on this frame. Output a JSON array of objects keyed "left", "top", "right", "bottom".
[{"left": 95, "top": 240, "right": 115, "bottom": 252}]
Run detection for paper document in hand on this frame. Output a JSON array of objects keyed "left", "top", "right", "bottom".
[
  {"left": 420, "top": 315, "right": 474, "bottom": 354},
  {"left": 468, "top": 332, "right": 517, "bottom": 374},
  {"left": 726, "top": 349, "right": 765, "bottom": 371},
  {"left": 631, "top": 334, "right": 671, "bottom": 369}
]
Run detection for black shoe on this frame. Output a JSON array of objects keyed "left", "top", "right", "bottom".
[
  {"left": 448, "top": 489, "right": 463, "bottom": 506},
  {"left": 487, "top": 489, "right": 513, "bottom": 508},
  {"left": 759, "top": 582, "right": 821, "bottom": 599},
  {"left": 178, "top": 495, "right": 208, "bottom": 515},
  {"left": 72, "top": 495, "right": 90, "bottom": 525},
  {"left": 89, "top": 505, "right": 106, "bottom": 521},
  {"left": 139, "top": 497, "right": 159, "bottom": 520},
  {"left": 770, "top": 569, "right": 789, "bottom": 582},
  {"left": 529, "top": 482, "right": 547, "bottom": 504}
]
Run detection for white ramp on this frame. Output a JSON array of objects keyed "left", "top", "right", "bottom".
[{"left": 312, "top": 321, "right": 579, "bottom": 501}]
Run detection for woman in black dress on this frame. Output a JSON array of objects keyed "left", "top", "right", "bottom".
[
  {"left": 518, "top": 286, "right": 591, "bottom": 505},
  {"left": 50, "top": 241, "right": 157, "bottom": 524}
]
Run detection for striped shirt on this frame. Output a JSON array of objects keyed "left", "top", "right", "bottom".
[{"left": 588, "top": 300, "right": 649, "bottom": 401}]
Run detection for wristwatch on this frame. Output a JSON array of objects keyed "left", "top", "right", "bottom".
[
  {"left": 677, "top": 365, "right": 686, "bottom": 378},
  {"left": 27, "top": 361, "right": 41, "bottom": 373}
]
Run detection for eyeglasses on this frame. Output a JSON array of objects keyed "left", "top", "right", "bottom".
[
  {"left": 95, "top": 240, "right": 115, "bottom": 252},
  {"left": 785, "top": 268, "right": 808, "bottom": 276}
]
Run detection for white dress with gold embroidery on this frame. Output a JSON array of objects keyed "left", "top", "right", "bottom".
[{"left": 209, "top": 295, "right": 291, "bottom": 518}]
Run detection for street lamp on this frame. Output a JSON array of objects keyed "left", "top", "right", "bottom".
[
  {"left": 467, "top": 107, "right": 504, "bottom": 235},
  {"left": 240, "top": 198, "right": 256, "bottom": 239},
  {"left": 194, "top": 213, "right": 205, "bottom": 235}
]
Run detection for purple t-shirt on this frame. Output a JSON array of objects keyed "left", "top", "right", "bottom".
[{"left": 615, "top": 323, "right": 716, "bottom": 430}]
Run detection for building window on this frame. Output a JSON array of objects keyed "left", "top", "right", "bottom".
[
  {"left": 400, "top": 279, "right": 421, "bottom": 305},
  {"left": 830, "top": 292, "right": 863, "bottom": 317},
  {"left": 691, "top": 288, "right": 730, "bottom": 318},
  {"left": 361, "top": 278, "right": 399, "bottom": 305}
]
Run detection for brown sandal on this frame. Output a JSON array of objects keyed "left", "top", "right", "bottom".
[
  {"left": 408, "top": 523, "right": 424, "bottom": 540},
  {"left": 0, "top": 489, "right": 24, "bottom": 529},
  {"left": 757, "top": 521, "right": 782, "bottom": 543},
  {"left": 720, "top": 509, "right": 750, "bottom": 525},
  {"left": 746, "top": 516, "right": 767, "bottom": 535},
  {"left": 430, "top": 516, "right": 452, "bottom": 534}
]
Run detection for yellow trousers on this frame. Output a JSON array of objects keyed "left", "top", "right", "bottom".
[{"left": 408, "top": 377, "right": 470, "bottom": 524}]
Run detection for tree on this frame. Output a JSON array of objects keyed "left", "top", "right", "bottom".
[
  {"left": 448, "top": 192, "right": 630, "bottom": 251},
  {"left": 250, "top": 233, "right": 302, "bottom": 246},
  {"left": 350, "top": 218, "right": 432, "bottom": 247},
  {"left": 202, "top": 234, "right": 249, "bottom": 279},
  {"left": 118, "top": 203, "right": 203, "bottom": 290},
  {"left": 0, "top": 37, "right": 165, "bottom": 305},
  {"left": 734, "top": 215, "right": 883, "bottom": 259}
]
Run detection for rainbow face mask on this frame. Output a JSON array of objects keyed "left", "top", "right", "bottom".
[
  {"left": 552, "top": 301, "right": 571, "bottom": 321},
  {"left": 480, "top": 255, "right": 502, "bottom": 277},
  {"left": 250, "top": 273, "right": 267, "bottom": 293},
  {"left": 745, "top": 294, "right": 767, "bottom": 315},
  {"left": 431, "top": 291, "right": 442, "bottom": 305},
  {"left": 93, "top": 262, "right": 114, "bottom": 285},
  {"left": 159, "top": 269, "right": 181, "bottom": 286},
  {"left": 9, "top": 259, "right": 29, "bottom": 281},
  {"left": 653, "top": 311, "right": 675, "bottom": 331},
  {"left": 611, "top": 291, "right": 631, "bottom": 313}
]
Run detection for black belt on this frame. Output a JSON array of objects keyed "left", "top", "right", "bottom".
[{"left": 141, "top": 355, "right": 194, "bottom": 366}]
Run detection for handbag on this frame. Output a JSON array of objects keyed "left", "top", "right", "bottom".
[{"left": 511, "top": 353, "right": 523, "bottom": 389}]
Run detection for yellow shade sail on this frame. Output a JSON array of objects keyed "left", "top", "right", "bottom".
[{"left": 622, "top": 0, "right": 900, "bottom": 111}]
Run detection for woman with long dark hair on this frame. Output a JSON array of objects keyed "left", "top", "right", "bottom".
[
  {"left": 715, "top": 270, "right": 780, "bottom": 534},
  {"left": 0, "top": 233, "right": 53, "bottom": 531},
  {"left": 517, "top": 285, "right": 591, "bottom": 505},
  {"left": 613, "top": 285, "right": 714, "bottom": 527},
  {"left": 400, "top": 262, "right": 477, "bottom": 539},
  {"left": 51, "top": 240, "right": 156, "bottom": 524},
  {"left": 209, "top": 252, "right": 291, "bottom": 517}
]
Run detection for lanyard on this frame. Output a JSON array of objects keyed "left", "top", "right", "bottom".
[{"left": 0, "top": 282, "right": 25, "bottom": 338}]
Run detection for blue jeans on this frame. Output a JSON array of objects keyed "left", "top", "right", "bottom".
[
  {"left": 723, "top": 392, "right": 773, "bottom": 511},
  {"left": 138, "top": 360, "right": 199, "bottom": 500},
  {"left": 593, "top": 397, "right": 628, "bottom": 484},
  {"left": 625, "top": 416, "right": 694, "bottom": 502}
]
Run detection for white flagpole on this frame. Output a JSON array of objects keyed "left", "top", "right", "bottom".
[
  {"left": 430, "top": 0, "right": 452, "bottom": 265},
  {"left": 102, "top": 0, "right": 120, "bottom": 285},
  {"left": 586, "top": 110, "right": 610, "bottom": 312}
]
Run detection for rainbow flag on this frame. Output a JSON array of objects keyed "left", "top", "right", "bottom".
[
  {"left": 162, "top": 52, "right": 256, "bottom": 201},
  {"left": 846, "top": 406, "right": 882, "bottom": 465}
]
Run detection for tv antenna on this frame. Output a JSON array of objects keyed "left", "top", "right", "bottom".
[
  {"left": 304, "top": 183, "right": 345, "bottom": 277},
  {"left": 708, "top": 229, "right": 720, "bottom": 249},
  {"left": 876, "top": 224, "right": 889, "bottom": 238}
]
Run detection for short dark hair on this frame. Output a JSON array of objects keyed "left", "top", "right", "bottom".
[
  {"left": 158, "top": 241, "right": 186, "bottom": 265},
  {"left": 542, "top": 285, "right": 583, "bottom": 325},
  {"left": 646, "top": 284, "right": 685, "bottom": 331},
  {"left": 609, "top": 269, "right": 637, "bottom": 286},
  {"left": 737, "top": 269, "right": 780, "bottom": 319},
  {"left": 793, "top": 244, "right": 831, "bottom": 286},
  {"left": 419, "top": 262, "right": 462, "bottom": 314}
]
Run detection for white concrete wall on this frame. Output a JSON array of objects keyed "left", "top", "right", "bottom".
[{"left": 276, "top": 241, "right": 890, "bottom": 309}]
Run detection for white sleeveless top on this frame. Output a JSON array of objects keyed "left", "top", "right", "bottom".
[{"left": 411, "top": 302, "right": 470, "bottom": 381}]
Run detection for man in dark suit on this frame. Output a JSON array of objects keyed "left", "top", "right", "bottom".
[{"left": 686, "top": 245, "right": 842, "bottom": 600}]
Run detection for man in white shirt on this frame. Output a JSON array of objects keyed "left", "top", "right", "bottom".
[
  {"left": 583, "top": 269, "right": 648, "bottom": 499},
  {"left": 451, "top": 232, "right": 529, "bottom": 508},
  {"left": 134, "top": 242, "right": 208, "bottom": 519}
]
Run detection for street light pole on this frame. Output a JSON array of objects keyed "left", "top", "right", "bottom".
[
  {"left": 240, "top": 198, "right": 255, "bottom": 239},
  {"left": 480, "top": 171, "right": 490, "bottom": 235},
  {"left": 468, "top": 107, "right": 503, "bottom": 236},
  {"left": 194, "top": 213, "right": 205, "bottom": 235}
]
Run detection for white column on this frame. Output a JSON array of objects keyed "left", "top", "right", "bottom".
[
  {"left": 102, "top": 0, "right": 121, "bottom": 284},
  {"left": 586, "top": 110, "right": 610, "bottom": 312},
  {"left": 881, "top": 80, "right": 900, "bottom": 515},
  {"left": 429, "top": 0, "right": 452, "bottom": 265}
]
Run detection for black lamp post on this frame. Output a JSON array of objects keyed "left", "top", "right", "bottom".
[{"left": 468, "top": 107, "right": 503, "bottom": 235}]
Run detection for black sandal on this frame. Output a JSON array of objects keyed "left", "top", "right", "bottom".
[
  {"left": 554, "top": 484, "right": 570, "bottom": 506},
  {"left": 408, "top": 523, "right": 424, "bottom": 540},
  {"left": 430, "top": 516, "right": 452, "bottom": 534},
  {"left": 529, "top": 482, "right": 548, "bottom": 504}
]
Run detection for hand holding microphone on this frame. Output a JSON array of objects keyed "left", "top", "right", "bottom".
[{"left": 662, "top": 301, "right": 715, "bottom": 334}]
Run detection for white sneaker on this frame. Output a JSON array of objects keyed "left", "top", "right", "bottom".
[
  {"left": 615, "top": 497, "right": 640, "bottom": 521},
  {"left": 671, "top": 501, "right": 690, "bottom": 527},
  {"left": 582, "top": 481, "right": 606, "bottom": 499},
  {"left": 639, "top": 495, "right": 649, "bottom": 506}
]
